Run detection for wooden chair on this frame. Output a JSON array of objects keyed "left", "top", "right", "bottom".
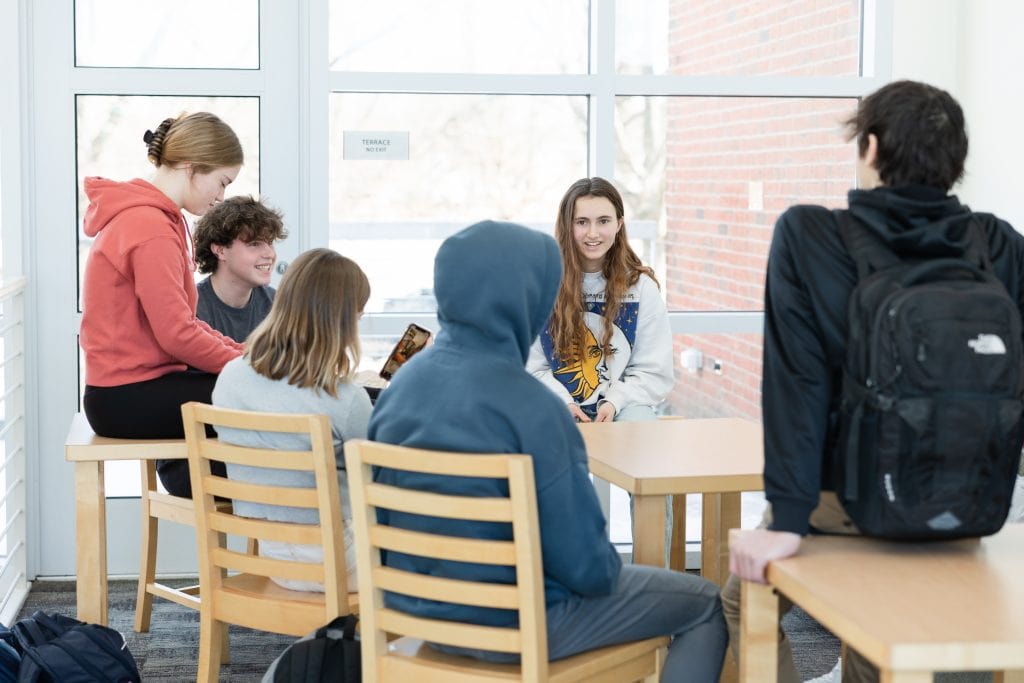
[
  {"left": 344, "top": 439, "right": 668, "bottom": 682},
  {"left": 181, "top": 401, "right": 358, "bottom": 683},
  {"left": 134, "top": 460, "right": 203, "bottom": 631}
]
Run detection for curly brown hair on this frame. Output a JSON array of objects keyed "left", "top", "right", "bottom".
[{"left": 193, "top": 196, "right": 288, "bottom": 274}]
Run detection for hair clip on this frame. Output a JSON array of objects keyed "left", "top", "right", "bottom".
[{"left": 143, "top": 130, "right": 155, "bottom": 144}]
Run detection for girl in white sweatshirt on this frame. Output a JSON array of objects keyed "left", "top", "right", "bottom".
[{"left": 527, "top": 177, "right": 673, "bottom": 423}]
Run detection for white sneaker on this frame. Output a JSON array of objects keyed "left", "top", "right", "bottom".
[{"left": 804, "top": 657, "right": 841, "bottom": 683}]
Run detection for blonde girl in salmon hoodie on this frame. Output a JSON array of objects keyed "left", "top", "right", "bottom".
[{"left": 80, "top": 112, "right": 245, "bottom": 497}]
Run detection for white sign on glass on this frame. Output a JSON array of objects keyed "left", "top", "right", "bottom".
[{"left": 343, "top": 131, "right": 410, "bottom": 160}]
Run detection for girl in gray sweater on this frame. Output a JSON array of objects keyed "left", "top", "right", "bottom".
[{"left": 212, "top": 248, "right": 372, "bottom": 592}]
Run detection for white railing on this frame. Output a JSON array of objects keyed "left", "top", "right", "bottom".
[{"left": 0, "top": 277, "right": 28, "bottom": 625}]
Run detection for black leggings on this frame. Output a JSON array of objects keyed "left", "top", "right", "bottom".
[{"left": 83, "top": 371, "right": 225, "bottom": 498}]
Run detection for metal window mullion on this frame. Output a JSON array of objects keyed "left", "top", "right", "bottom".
[
  {"left": 590, "top": 0, "right": 616, "bottom": 179},
  {"left": 70, "top": 67, "right": 265, "bottom": 96},
  {"left": 327, "top": 71, "right": 597, "bottom": 95}
]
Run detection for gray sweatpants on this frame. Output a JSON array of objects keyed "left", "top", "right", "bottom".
[{"left": 437, "top": 564, "right": 728, "bottom": 682}]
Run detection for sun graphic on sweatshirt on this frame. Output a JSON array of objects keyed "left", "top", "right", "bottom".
[{"left": 554, "top": 326, "right": 614, "bottom": 401}]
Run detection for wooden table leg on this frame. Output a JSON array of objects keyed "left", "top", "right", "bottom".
[
  {"left": 669, "top": 494, "right": 686, "bottom": 571},
  {"left": 994, "top": 672, "right": 1024, "bottom": 683},
  {"left": 702, "top": 492, "right": 741, "bottom": 585},
  {"left": 74, "top": 460, "right": 107, "bottom": 625},
  {"left": 633, "top": 494, "right": 666, "bottom": 568},
  {"left": 740, "top": 581, "right": 777, "bottom": 683}
]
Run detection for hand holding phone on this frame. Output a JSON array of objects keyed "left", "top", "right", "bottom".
[{"left": 379, "top": 324, "right": 432, "bottom": 380}]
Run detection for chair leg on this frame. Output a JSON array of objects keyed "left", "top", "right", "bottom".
[
  {"left": 197, "top": 612, "right": 225, "bottom": 683},
  {"left": 134, "top": 466, "right": 159, "bottom": 633}
]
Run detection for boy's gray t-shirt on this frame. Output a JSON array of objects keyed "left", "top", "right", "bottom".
[{"left": 195, "top": 276, "right": 275, "bottom": 343}]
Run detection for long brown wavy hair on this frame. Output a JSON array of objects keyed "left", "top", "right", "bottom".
[
  {"left": 548, "top": 177, "right": 658, "bottom": 363},
  {"left": 246, "top": 248, "right": 369, "bottom": 397}
]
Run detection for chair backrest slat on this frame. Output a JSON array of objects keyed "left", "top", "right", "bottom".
[
  {"left": 366, "top": 482, "right": 514, "bottom": 522},
  {"left": 345, "top": 439, "right": 549, "bottom": 680},
  {"left": 377, "top": 608, "right": 522, "bottom": 654},
  {"left": 210, "top": 547, "right": 326, "bottom": 583},
  {"left": 370, "top": 525, "right": 517, "bottom": 565},
  {"left": 207, "top": 511, "right": 323, "bottom": 546},
  {"left": 204, "top": 475, "right": 321, "bottom": 508},
  {"left": 372, "top": 566, "right": 520, "bottom": 609},
  {"left": 202, "top": 440, "right": 316, "bottom": 471}
]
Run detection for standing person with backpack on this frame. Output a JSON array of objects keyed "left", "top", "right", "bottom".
[{"left": 726, "top": 79, "right": 1024, "bottom": 683}]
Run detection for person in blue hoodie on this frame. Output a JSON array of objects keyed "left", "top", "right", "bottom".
[{"left": 368, "top": 220, "right": 727, "bottom": 681}]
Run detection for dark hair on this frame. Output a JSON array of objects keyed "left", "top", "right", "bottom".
[
  {"left": 193, "top": 196, "right": 288, "bottom": 274},
  {"left": 143, "top": 111, "right": 243, "bottom": 175},
  {"left": 844, "top": 80, "right": 968, "bottom": 191},
  {"left": 548, "top": 177, "right": 658, "bottom": 362}
]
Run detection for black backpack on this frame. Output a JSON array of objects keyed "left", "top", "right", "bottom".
[
  {"left": 261, "top": 614, "right": 360, "bottom": 683},
  {"left": 834, "top": 211, "right": 1024, "bottom": 539},
  {"left": 10, "top": 611, "right": 140, "bottom": 683}
]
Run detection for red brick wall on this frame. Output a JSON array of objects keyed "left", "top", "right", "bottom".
[{"left": 664, "top": 0, "right": 861, "bottom": 418}]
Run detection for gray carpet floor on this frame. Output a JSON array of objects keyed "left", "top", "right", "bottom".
[{"left": 15, "top": 578, "right": 992, "bottom": 682}]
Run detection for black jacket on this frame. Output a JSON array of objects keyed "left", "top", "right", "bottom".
[{"left": 763, "top": 185, "right": 1024, "bottom": 534}]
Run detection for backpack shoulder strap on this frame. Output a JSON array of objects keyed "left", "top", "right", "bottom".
[
  {"left": 835, "top": 210, "right": 899, "bottom": 280},
  {"left": 961, "top": 217, "right": 994, "bottom": 272}
]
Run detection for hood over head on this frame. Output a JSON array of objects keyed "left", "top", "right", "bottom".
[
  {"left": 83, "top": 177, "right": 182, "bottom": 238},
  {"left": 848, "top": 185, "right": 977, "bottom": 258},
  {"left": 434, "top": 220, "right": 562, "bottom": 363}
]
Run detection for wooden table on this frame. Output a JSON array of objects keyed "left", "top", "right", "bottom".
[
  {"left": 64, "top": 413, "right": 187, "bottom": 625},
  {"left": 739, "top": 525, "right": 1024, "bottom": 683},
  {"left": 579, "top": 417, "right": 763, "bottom": 584}
]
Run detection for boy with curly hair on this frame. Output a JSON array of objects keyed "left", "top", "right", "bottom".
[{"left": 193, "top": 196, "right": 288, "bottom": 342}]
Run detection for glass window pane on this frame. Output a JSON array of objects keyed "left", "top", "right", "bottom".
[
  {"left": 616, "top": 96, "right": 857, "bottom": 311},
  {"left": 76, "top": 96, "right": 260, "bottom": 309},
  {"left": 330, "top": 1, "right": 588, "bottom": 73},
  {"left": 618, "top": 0, "right": 861, "bottom": 76},
  {"left": 329, "top": 93, "right": 587, "bottom": 312},
  {"left": 75, "top": 0, "right": 259, "bottom": 69}
]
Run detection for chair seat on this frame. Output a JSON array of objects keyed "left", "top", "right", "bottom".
[
  {"left": 221, "top": 572, "right": 360, "bottom": 611},
  {"left": 382, "top": 635, "right": 669, "bottom": 682}
]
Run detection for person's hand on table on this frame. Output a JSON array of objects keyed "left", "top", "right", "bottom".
[
  {"left": 568, "top": 403, "right": 590, "bottom": 422},
  {"left": 728, "top": 528, "right": 802, "bottom": 584},
  {"left": 594, "top": 401, "right": 616, "bottom": 422}
]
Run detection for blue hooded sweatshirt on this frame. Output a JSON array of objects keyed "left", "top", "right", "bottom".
[{"left": 368, "top": 220, "right": 622, "bottom": 627}]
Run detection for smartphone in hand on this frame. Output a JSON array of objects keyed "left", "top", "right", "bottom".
[{"left": 379, "top": 323, "right": 432, "bottom": 381}]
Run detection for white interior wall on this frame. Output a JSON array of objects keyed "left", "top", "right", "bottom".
[{"left": 891, "top": 0, "right": 1024, "bottom": 230}]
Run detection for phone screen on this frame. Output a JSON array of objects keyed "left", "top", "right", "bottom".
[{"left": 379, "top": 324, "right": 432, "bottom": 380}]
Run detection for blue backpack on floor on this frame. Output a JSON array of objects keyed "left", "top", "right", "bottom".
[{"left": 6, "top": 611, "right": 140, "bottom": 683}]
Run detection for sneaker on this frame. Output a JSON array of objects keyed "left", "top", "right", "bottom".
[{"left": 804, "top": 657, "right": 841, "bottom": 683}]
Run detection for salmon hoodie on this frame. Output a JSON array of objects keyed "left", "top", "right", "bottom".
[{"left": 80, "top": 177, "right": 243, "bottom": 387}]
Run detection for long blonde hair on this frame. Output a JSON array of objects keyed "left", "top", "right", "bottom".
[
  {"left": 548, "top": 177, "right": 658, "bottom": 363},
  {"left": 246, "top": 249, "right": 370, "bottom": 397}
]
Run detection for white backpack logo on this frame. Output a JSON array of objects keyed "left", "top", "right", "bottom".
[{"left": 967, "top": 333, "right": 1007, "bottom": 355}]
